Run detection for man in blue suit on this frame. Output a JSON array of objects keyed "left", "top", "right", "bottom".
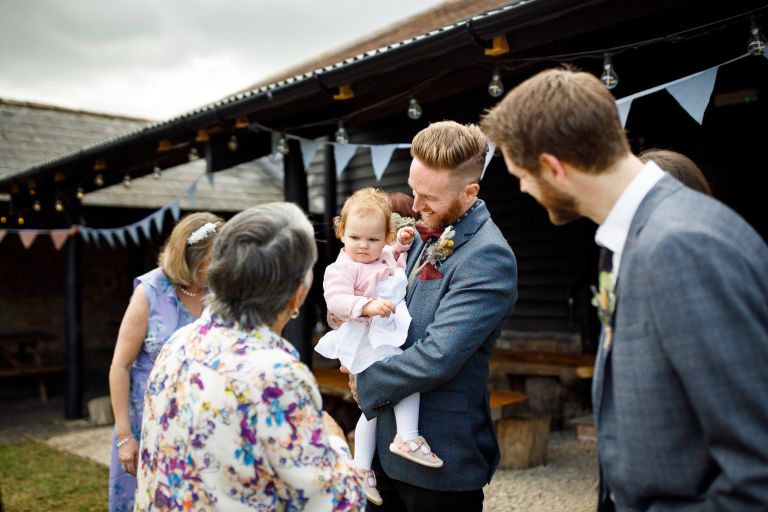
[
  {"left": 350, "top": 121, "right": 518, "bottom": 511},
  {"left": 482, "top": 68, "right": 768, "bottom": 511}
]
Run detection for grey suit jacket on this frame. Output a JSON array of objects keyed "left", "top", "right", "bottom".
[
  {"left": 357, "top": 200, "right": 517, "bottom": 491},
  {"left": 594, "top": 176, "right": 768, "bottom": 511}
]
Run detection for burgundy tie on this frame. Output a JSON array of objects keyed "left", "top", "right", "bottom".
[{"left": 414, "top": 224, "right": 445, "bottom": 242}]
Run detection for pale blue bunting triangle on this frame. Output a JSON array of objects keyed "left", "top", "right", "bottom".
[
  {"left": 187, "top": 182, "right": 197, "bottom": 205},
  {"left": 666, "top": 67, "right": 718, "bottom": 125},
  {"left": 114, "top": 229, "right": 127, "bottom": 248},
  {"left": 299, "top": 138, "right": 321, "bottom": 172},
  {"left": 140, "top": 217, "right": 153, "bottom": 239},
  {"left": 101, "top": 230, "right": 115, "bottom": 249},
  {"left": 153, "top": 209, "right": 165, "bottom": 234},
  {"left": 370, "top": 144, "right": 398, "bottom": 181},
  {"left": 170, "top": 198, "right": 180, "bottom": 222},
  {"left": 333, "top": 143, "right": 358, "bottom": 178},
  {"left": 79, "top": 227, "right": 91, "bottom": 245},
  {"left": 206, "top": 171, "right": 214, "bottom": 187},
  {"left": 127, "top": 224, "right": 140, "bottom": 245},
  {"left": 616, "top": 98, "right": 633, "bottom": 128},
  {"left": 481, "top": 141, "right": 496, "bottom": 180}
]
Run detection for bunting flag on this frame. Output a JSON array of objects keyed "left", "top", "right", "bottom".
[
  {"left": 616, "top": 99, "right": 633, "bottom": 128},
  {"left": 0, "top": 229, "right": 5, "bottom": 245},
  {"left": 370, "top": 144, "right": 398, "bottom": 181},
  {"left": 114, "top": 229, "right": 127, "bottom": 248},
  {"left": 139, "top": 217, "right": 153, "bottom": 240},
  {"left": 79, "top": 227, "right": 91, "bottom": 245},
  {"left": 187, "top": 182, "right": 198, "bottom": 205},
  {"left": 18, "top": 231, "right": 37, "bottom": 249},
  {"left": 299, "top": 138, "right": 322, "bottom": 171},
  {"left": 333, "top": 143, "right": 358, "bottom": 178},
  {"left": 666, "top": 67, "right": 718, "bottom": 124},
  {"left": 153, "top": 208, "right": 165, "bottom": 234},
  {"left": 126, "top": 224, "right": 141, "bottom": 245},
  {"left": 170, "top": 198, "right": 181, "bottom": 222},
  {"left": 481, "top": 141, "right": 496, "bottom": 180},
  {"left": 101, "top": 230, "right": 116, "bottom": 249},
  {"left": 49, "top": 230, "right": 70, "bottom": 250},
  {"left": 206, "top": 171, "right": 215, "bottom": 187}
]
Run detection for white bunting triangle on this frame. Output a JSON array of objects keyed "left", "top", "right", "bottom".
[{"left": 370, "top": 144, "right": 398, "bottom": 181}]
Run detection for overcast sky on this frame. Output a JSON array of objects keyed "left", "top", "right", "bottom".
[{"left": 0, "top": 0, "right": 446, "bottom": 120}]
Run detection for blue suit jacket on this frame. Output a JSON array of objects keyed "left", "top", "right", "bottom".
[
  {"left": 594, "top": 176, "right": 768, "bottom": 511},
  {"left": 356, "top": 200, "right": 517, "bottom": 491}
]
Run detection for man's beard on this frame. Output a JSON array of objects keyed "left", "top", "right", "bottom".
[
  {"left": 537, "top": 176, "right": 580, "bottom": 225},
  {"left": 419, "top": 198, "right": 465, "bottom": 229}
]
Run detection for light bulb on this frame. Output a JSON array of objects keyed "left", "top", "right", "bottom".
[
  {"left": 188, "top": 147, "right": 199, "bottom": 161},
  {"left": 122, "top": 174, "right": 132, "bottom": 189},
  {"left": 227, "top": 135, "right": 239, "bottom": 152},
  {"left": 76, "top": 187, "right": 85, "bottom": 201},
  {"left": 153, "top": 165, "right": 162, "bottom": 179},
  {"left": 748, "top": 17, "right": 766, "bottom": 57},
  {"left": 18, "top": 215, "right": 25, "bottom": 225},
  {"left": 55, "top": 199, "right": 64, "bottom": 213},
  {"left": 407, "top": 98, "right": 423, "bottom": 120},
  {"left": 335, "top": 121, "right": 349, "bottom": 144},
  {"left": 33, "top": 200, "right": 41, "bottom": 212},
  {"left": 0, "top": 216, "right": 6, "bottom": 224},
  {"left": 94, "top": 173, "right": 104, "bottom": 186},
  {"left": 601, "top": 54, "right": 619, "bottom": 90},
  {"left": 488, "top": 73, "right": 504, "bottom": 98},
  {"left": 276, "top": 136, "right": 289, "bottom": 155}
]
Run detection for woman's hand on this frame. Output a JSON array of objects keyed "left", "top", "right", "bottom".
[
  {"left": 117, "top": 436, "right": 139, "bottom": 475},
  {"left": 362, "top": 299, "right": 396, "bottom": 318}
]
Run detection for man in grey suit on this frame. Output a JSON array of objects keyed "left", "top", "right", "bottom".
[
  {"left": 348, "top": 121, "right": 518, "bottom": 511},
  {"left": 481, "top": 68, "right": 768, "bottom": 511}
]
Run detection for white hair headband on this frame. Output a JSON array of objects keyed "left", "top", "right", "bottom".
[{"left": 187, "top": 222, "right": 217, "bottom": 245}]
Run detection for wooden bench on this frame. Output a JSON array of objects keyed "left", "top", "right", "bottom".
[
  {"left": 490, "top": 349, "right": 595, "bottom": 379},
  {"left": 0, "top": 332, "right": 64, "bottom": 401},
  {"left": 312, "top": 367, "right": 548, "bottom": 469}
]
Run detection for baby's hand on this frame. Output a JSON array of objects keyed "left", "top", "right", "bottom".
[
  {"left": 362, "top": 299, "right": 396, "bottom": 318},
  {"left": 397, "top": 227, "right": 415, "bottom": 245}
]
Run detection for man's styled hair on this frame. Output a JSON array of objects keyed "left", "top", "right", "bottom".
[
  {"left": 411, "top": 121, "right": 488, "bottom": 185},
  {"left": 481, "top": 68, "right": 630, "bottom": 176}
]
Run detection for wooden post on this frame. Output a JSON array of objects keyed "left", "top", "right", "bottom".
[
  {"left": 323, "top": 140, "right": 338, "bottom": 269},
  {"left": 283, "top": 138, "right": 313, "bottom": 368},
  {"left": 65, "top": 207, "right": 84, "bottom": 419}
]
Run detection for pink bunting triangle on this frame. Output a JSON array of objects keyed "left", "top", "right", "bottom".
[
  {"left": 18, "top": 231, "right": 38, "bottom": 249},
  {"left": 0, "top": 229, "right": 6, "bottom": 245},
  {"left": 50, "top": 230, "right": 70, "bottom": 250}
]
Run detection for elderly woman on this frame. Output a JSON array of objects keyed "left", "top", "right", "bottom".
[
  {"left": 108, "top": 211, "right": 224, "bottom": 511},
  {"left": 135, "top": 202, "right": 365, "bottom": 511}
]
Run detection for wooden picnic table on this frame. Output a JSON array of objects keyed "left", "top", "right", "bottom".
[{"left": 0, "top": 331, "right": 64, "bottom": 401}]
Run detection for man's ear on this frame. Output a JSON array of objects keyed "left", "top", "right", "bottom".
[
  {"left": 539, "top": 153, "right": 569, "bottom": 186},
  {"left": 464, "top": 182, "right": 480, "bottom": 199}
]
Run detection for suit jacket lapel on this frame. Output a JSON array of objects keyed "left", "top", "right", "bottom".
[{"left": 593, "top": 175, "right": 682, "bottom": 416}]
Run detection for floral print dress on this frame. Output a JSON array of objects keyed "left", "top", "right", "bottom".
[
  {"left": 108, "top": 268, "right": 196, "bottom": 512},
  {"left": 135, "top": 310, "right": 365, "bottom": 511}
]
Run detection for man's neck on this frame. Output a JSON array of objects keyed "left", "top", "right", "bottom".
[{"left": 575, "top": 154, "right": 644, "bottom": 225}]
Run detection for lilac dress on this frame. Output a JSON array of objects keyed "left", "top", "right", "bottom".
[{"left": 108, "top": 267, "right": 196, "bottom": 512}]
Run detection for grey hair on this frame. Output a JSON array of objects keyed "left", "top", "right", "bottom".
[{"left": 206, "top": 202, "right": 317, "bottom": 326}]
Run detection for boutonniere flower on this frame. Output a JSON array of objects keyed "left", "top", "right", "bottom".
[
  {"left": 591, "top": 270, "right": 617, "bottom": 349},
  {"left": 415, "top": 225, "right": 455, "bottom": 281}
]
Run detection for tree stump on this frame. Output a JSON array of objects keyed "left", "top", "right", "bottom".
[
  {"left": 495, "top": 414, "right": 550, "bottom": 469},
  {"left": 87, "top": 396, "right": 114, "bottom": 426}
]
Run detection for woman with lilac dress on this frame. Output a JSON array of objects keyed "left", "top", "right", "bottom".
[{"left": 107, "top": 212, "right": 223, "bottom": 512}]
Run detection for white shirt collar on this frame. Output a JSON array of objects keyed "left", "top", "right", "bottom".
[{"left": 594, "top": 161, "right": 665, "bottom": 273}]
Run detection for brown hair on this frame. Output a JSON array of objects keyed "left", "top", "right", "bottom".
[
  {"left": 389, "top": 191, "right": 417, "bottom": 218},
  {"left": 410, "top": 121, "right": 487, "bottom": 185},
  {"left": 158, "top": 211, "right": 224, "bottom": 288},
  {"left": 481, "top": 68, "right": 630, "bottom": 176},
  {"left": 639, "top": 149, "right": 712, "bottom": 196},
  {"left": 333, "top": 188, "right": 393, "bottom": 241}
]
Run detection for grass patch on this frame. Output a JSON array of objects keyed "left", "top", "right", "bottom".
[{"left": 0, "top": 441, "right": 107, "bottom": 512}]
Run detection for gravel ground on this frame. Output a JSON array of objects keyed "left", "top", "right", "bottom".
[
  {"left": 484, "top": 430, "right": 598, "bottom": 512},
  {"left": 4, "top": 394, "right": 598, "bottom": 511}
]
